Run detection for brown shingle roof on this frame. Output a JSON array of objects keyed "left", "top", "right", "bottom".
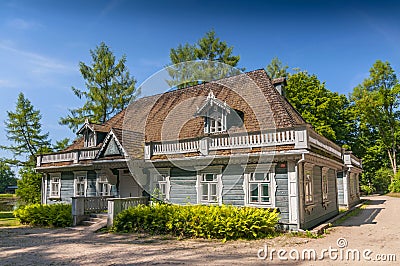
[{"left": 54, "top": 69, "right": 306, "bottom": 156}]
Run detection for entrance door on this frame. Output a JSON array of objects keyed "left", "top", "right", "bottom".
[{"left": 119, "top": 171, "right": 142, "bottom": 197}]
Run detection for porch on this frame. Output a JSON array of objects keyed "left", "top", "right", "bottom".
[{"left": 71, "top": 196, "right": 149, "bottom": 227}]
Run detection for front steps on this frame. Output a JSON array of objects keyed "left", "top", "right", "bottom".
[{"left": 70, "top": 213, "right": 108, "bottom": 232}]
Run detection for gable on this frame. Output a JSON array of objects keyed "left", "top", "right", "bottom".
[{"left": 104, "top": 138, "right": 122, "bottom": 156}]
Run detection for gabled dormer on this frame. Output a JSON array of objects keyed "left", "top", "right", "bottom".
[
  {"left": 77, "top": 119, "right": 107, "bottom": 148},
  {"left": 195, "top": 91, "right": 244, "bottom": 134},
  {"left": 96, "top": 128, "right": 127, "bottom": 159}
]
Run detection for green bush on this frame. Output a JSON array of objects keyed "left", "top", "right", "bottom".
[
  {"left": 113, "top": 203, "right": 279, "bottom": 241},
  {"left": 13, "top": 203, "right": 72, "bottom": 227},
  {"left": 389, "top": 178, "right": 400, "bottom": 193},
  {"left": 360, "top": 184, "right": 375, "bottom": 195}
]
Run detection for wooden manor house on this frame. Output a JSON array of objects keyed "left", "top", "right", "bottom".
[{"left": 36, "top": 69, "right": 362, "bottom": 230}]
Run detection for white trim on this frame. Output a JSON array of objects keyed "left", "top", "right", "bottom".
[
  {"left": 96, "top": 173, "right": 112, "bottom": 196},
  {"left": 321, "top": 167, "right": 329, "bottom": 202},
  {"left": 196, "top": 166, "right": 223, "bottom": 205},
  {"left": 96, "top": 129, "right": 127, "bottom": 159},
  {"left": 304, "top": 163, "right": 314, "bottom": 205},
  {"left": 73, "top": 171, "right": 87, "bottom": 197},
  {"left": 243, "top": 164, "right": 276, "bottom": 207},
  {"left": 49, "top": 173, "right": 61, "bottom": 199},
  {"left": 148, "top": 168, "right": 170, "bottom": 201}
]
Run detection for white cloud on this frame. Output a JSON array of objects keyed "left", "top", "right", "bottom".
[{"left": 0, "top": 40, "right": 75, "bottom": 73}]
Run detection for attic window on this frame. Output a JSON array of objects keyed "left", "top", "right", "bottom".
[
  {"left": 204, "top": 105, "right": 227, "bottom": 134},
  {"left": 84, "top": 130, "right": 95, "bottom": 147}
]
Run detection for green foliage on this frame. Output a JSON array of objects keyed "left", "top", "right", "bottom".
[
  {"left": 1, "top": 93, "right": 51, "bottom": 161},
  {"left": 389, "top": 171, "right": 400, "bottom": 192},
  {"left": 372, "top": 168, "right": 392, "bottom": 193},
  {"left": 167, "top": 30, "right": 242, "bottom": 89},
  {"left": 53, "top": 138, "right": 71, "bottom": 152},
  {"left": 265, "top": 57, "right": 289, "bottom": 79},
  {"left": 16, "top": 166, "right": 42, "bottom": 205},
  {"left": 113, "top": 203, "right": 279, "bottom": 241},
  {"left": 0, "top": 159, "right": 17, "bottom": 193},
  {"left": 13, "top": 203, "right": 72, "bottom": 227},
  {"left": 351, "top": 60, "right": 400, "bottom": 175},
  {"left": 60, "top": 42, "right": 139, "bottom": 132},
  {"left": 285, "top": 71, "right": 353, "bottom": 144},
  {"left": 360, "top": 184, "right": 375, "bottom": 195}
]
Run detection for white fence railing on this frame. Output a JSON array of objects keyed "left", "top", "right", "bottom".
[
  {"left": 209, "top": 130, "right": 295, "bottom": 150},
  {"left": 151, "top": 130, "right": 296, "bottom": 156},
  {"left": 107, "top": 197, "right": 149, "bottom": 226},
  {"left": 153, "top": 139, "right": 199, "bottom": 155},
  {"left": 38, "top": 149, "right": 99, "bottom": 166}
]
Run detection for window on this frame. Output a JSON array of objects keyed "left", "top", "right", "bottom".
[
  {"left": 322, "top": 175, "right": 328, "bottom": 201},
  {"left": 150, "top": 169, "right": 170, "bottom": 201},
  {"left": 74, "top": 172, "right": 87, "bottom": 197},
  {"left": 209, "top": 118, "right": 223, "bottom": 133},
  {"left": 200, "top": 173, "right": 218, "bottom": 203},
  {"left": 97, "top": 175, "right": 111, "bottom": 196},
  {"left": 84, "top": 130, "right": 95, "bottom": 147},
  {"left": 156, "top": 173, "right": 170, "bottom": 200},
  {"left": 49, "top": 173, "right": 61, "bottom": 198},
  {"left": 305, "top": 173, "right": 313, "bottom": 204},
  {"left": 248, "top": 172, "right": 270, "bottom": 204}
]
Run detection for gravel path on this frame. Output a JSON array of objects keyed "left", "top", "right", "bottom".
[{"left": 0, "top": 195, "right": 398, "bottom": 265}]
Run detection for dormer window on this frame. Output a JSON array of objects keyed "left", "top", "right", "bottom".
[
  {"left": 195, "top": 91, "right": 231, "bottom": 134},
  {"left": 84, "top": 130, "right": 95, "bottom": 147}
]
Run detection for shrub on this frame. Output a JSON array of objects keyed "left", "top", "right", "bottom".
[
  {"left": 389, "top": 178, "right": 400, "bottom": 193},
  {"left": 360, "top": 185, "right": 375, "bottom": 195},
  {"left": 113, "top": 203, "right": 279, "bottom": 241},
  {"left": 13, "top": 203, "right": 72, "bottom": 227}
]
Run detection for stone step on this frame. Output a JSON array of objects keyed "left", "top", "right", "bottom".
[
  {"left": 90, "top": 213, "right": 108, "bottom": 218},
  {"left": 82, "top": 220, "right": 97, "bottom": 226}
]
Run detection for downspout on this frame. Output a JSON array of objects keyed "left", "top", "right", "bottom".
[{"left": 295, "top": 153, "right": 306, "bottom": 230}]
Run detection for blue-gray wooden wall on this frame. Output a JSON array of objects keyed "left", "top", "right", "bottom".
[
  {"left": 275, "top": 164, "right": 289, "bottom": 223},
  {"left": 302, "top": 167, "right": 338, "bottom": 229}
]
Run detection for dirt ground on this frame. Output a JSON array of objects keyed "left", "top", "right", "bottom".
[{"left": 0, "top": 195, "right": 399, "bottom": 265}]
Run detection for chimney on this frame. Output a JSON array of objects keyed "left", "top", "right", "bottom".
[{"left": 272, "top": 77, "right": 287, "bottom": 96}]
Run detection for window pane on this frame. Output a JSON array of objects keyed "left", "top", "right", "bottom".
[
  {"left": 262, "top": 184, "right": 269, "bottom": 197},
  {"left": 250, "top": 184, "right": 258, "bottom": 198},
  {"left": 254, "top": 173, "right": 265, "bottom": 181},
  {"left": 202, "top": 184, "right": 208, "bottom": 197},
  {"left": 204, "top": 174, "right": 215, "bottom": 181},
  {"left": 210, "top": 184, "right": 217, "bottom": 197}
]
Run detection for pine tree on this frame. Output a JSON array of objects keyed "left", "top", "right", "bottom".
[
  {"left": 59, "top": 42, "right": 139, "bottom": 132},
  {"left": 167, "top": 30, "right": 242, "bottom": 89},
  {"left": 2, "top": 93, "right": 50, "bottom": 162}
]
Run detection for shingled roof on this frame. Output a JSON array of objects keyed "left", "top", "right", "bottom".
[{"left": 61, "top": 69, "right": 306, "bottom": 153}]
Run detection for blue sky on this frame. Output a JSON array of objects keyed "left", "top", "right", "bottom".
[{"left": 1, "top": 0, "right": 400, "bottom": 163}]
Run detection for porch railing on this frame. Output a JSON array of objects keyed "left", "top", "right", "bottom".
[
  {"left": 37, "top": 148, "right": 100, "bottom": 167},
  {"left": 107, "top": 197, "right": 149, "bottom": 226},
  {"left": 71, "top": 196, "right": 113, "bottom": 226}
]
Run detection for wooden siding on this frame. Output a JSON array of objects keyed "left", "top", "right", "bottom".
[
  {"left": 169, "top": 168, "right": 197, "bottom": 205},
  {"left": 221, "top": 165, "right": 244, "bottom": 206},
  {"left": 275, "top": 163, "right": 289, "bottom": 223},
  {"left": 302, "top": 166, "right": 338, "bottom": 229}
]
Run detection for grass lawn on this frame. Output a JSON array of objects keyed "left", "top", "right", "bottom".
[{"left": 0, "top": 211, "right": 20, "bottom": 227}]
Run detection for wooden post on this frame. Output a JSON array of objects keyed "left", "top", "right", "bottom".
[{"left": 72, "top": 197, "right": 85, "bottom": 226}]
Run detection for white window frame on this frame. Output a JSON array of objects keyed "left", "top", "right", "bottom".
[
  {"left": 304, "top": 171, "right": 313, "bottom": 205},
  {"left": 196, "top": 166, "right": 223, "bottom": 205},
  {"left": 149, "top": 168, "right": 170, "bottom": 201},
  {"left": 74, "top": 171, "right": 87, "bottom": 197},
  {"left": 243, "top": 164, "right": 276, "bottom": 207},
  {"left": 84, "top": 130, "right": 96, "bottom": 147},
  {"left": 204, "top": 106, "right": 227, "bottom": 134},
  {"left": 96, "top": 174, "right": 112, "bottom": 197},
  {"left": 321, "top": 167, "right": 329, "bottom": 202},
  {"left": 248, "top": 172, "right": 271, "bottom": 204},
  {"left": 49, "top": 173, "right": 61, "bottom": 199}
]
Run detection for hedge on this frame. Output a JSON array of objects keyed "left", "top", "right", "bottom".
[
  {"left": 113, "top": 203, "right": 279, "bottom": 240},
  {"left": 13, "top": 203, "right": 72, "bottom": 227}
]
